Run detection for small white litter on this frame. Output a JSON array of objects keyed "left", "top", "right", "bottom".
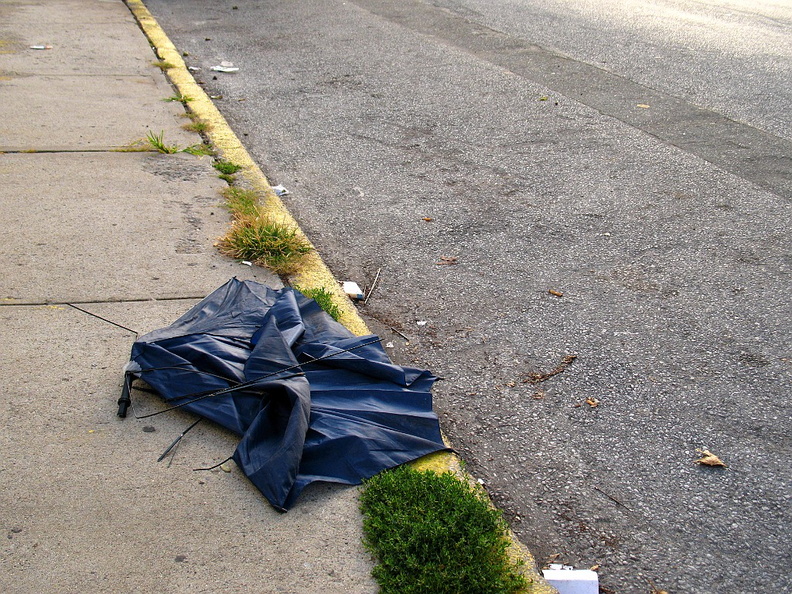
[
  {"left": 542, "top": 565, "right": 599, "bottom": 594},
  {"left": 272, "top": 184, "right": 290, "bottom": 196},
  {"left": 210, "top": 61, "right": 239, "bottom": 73},
  {"left": 342, "top": 281, "right": 364, "bottom": 301},
  {"left": 241, "top": 261, "right": 253, "bottom": 267}
]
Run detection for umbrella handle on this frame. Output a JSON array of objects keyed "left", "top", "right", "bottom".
[{"left": 118, "top": 372, "right": 133, "bottom": 418}]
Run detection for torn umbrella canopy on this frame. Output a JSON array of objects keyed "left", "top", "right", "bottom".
[{"left": 120, "top": 278, "right": 449, "bottom": 511}]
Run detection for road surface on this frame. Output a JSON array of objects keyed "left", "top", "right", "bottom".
[{"left": 143, "top": 1, "right": 792, "bottom": 591}]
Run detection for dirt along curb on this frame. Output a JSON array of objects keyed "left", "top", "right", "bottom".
[{"left": 123, "top": 1, "right": 555, "bottom": 590}]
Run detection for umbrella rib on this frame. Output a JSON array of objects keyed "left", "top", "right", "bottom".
[{"left": 157, "top": 418, "right": 203, "bottom": 463}]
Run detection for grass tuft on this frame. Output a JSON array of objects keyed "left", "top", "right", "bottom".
[
  {"left": 146, "top": 130, "right": 179, "bottom": 154},
  {"left": 183, "top": 119, "right": 212, "bottom": 133},
  {"left": 152, "top": 60, "right": 175, "bottom": 71},
  {"left": 360, "top": 466, "right": 527, "bottom": 594},
  {"left": 213, "top": 160, "right": 243, "bottom": 175},
  {"left": 182, "top": 143, "right": 214, "bottom": 156},
  {"left": 294, "top": 286, "right": 342, "bottom": 321},
  {"left": 219, "top": 216, "right": 312, "bottom": 274},
  {"left": 163, "top": 93, "right": 194, "bottom": 104},
  {"left": 143, "top": 131, "right": 214, "bottom": 156},
  {"left": 219, "top": 186, "right": 312, "bottom": 274}
]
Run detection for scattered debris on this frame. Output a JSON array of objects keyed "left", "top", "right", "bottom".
[
  {"left": 549, "top": 289, "right": 564, "bottom": 297},
  {"left": 210, "top": 61, "right": 239, "bottom": 73},
  {"left": 219, "top": 461, "right": 233, "bottom": 473},
  {"left": 589, "top": 565, "right": 600, "bottom": 572},
  {"left": 531, "top": 390, "right": 545, "bottom": 400},
  {"left": 592, "top": 485, "right": 630, "bottom": 510},
  {"left": 342, "top": 281, "right": 365, "bottom": 301},
  {"left": 364, "top": 267, "right": 381, "bottom": 304},
  {"left": 241, "top": 260, "right": 253, "bottom": 266},
  {"left": 422, "top": 217, "right": 434, "bottom": 222},
  {"left": 142, "top": 426, "right": 156, "bottom": 433},
  {"left": 637, "top": 104, "right": 651, "bottom": 108},
  {"left": 30, "top": 44, "right": 53, "bottom": 50},
  {"left": 188, "top": 66, "right": 201, "bottom": 72},
  {"left": 272, "top": 184, "right": 289, "bottom": 196},
  {"left": 384, "top": 342, "right": 394, "bottom": 349},
  {"left": 416, "top": 320, "right": 428, "bottom": 326},
  {"left": 695, "top": 448, "right": 727, "bottom": 467},
  {"left": 539, "top": 96, "right": 549, "bottom": 101},
  {"left": 585, "top": 397, "right": 600, "bottom": 407},
  {"left": 390, "top": 326, "right": 409, "bottom": 341},
  {"left": 209, "top": 94, "right": 223, "bottom": 100},
  {"left": 436, "top": 255, "right": 458, "bottom": 265},
  {"left": 525, "top": 354, "right": 577, "bottom": 384}
]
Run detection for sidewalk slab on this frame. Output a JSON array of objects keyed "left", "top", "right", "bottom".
[
  {"left": 0, "top": 151, "right": 278, "bottom": 304},
  {"left": 0, "top": 1, "right": 154, "bottom": 76},
  {"left": 1, "top": 0, "right": 195, "bottom": 151},
  {"left": 0, "top": 74, "right": 195, "bottom": 151}
]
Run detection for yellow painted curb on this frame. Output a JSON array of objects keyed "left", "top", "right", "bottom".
[{"left": 124, "top": 2, "right": 554, "bottom": 591}]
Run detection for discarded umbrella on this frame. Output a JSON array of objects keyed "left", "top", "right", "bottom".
[{"left": 119, "top": 279, "right": 449, "bottom": 511}]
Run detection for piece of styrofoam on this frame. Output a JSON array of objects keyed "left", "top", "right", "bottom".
[{"left": 542, "top": 569, "right": 599, "bottom": 594}]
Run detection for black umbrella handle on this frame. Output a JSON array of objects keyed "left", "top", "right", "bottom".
[{"left": 117, "top": 372, "right": 133, "bottom": 418}]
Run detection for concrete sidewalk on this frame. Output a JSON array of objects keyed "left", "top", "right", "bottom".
[{"left": 0, "top": 0, "right": 378, "bottom": 591}]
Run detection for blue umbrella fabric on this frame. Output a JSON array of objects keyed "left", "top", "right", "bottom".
[{"left": 120, "top": 278, "right": 448, "bottom": 511}]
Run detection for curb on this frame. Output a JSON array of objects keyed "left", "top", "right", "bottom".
[{"left": 124, "top": 2, "right": 555, "bottom": 591}]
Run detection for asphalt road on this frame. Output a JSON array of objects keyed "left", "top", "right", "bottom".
[{"left": 142, "top": 1, "right": 791, "bottom": 592}]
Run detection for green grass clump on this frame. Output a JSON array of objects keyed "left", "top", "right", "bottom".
[
  {"left": 360, "top": 466, "right": 527, "bottom": 594},
  {"left": 294, "top": 286, "right": 342, "bottom": 321},
  {"left": 219, "top": 217, "right": 312, "bottom": 274},
  {"left": 213, "top": 160, "right": 243, "bottom": 175}
]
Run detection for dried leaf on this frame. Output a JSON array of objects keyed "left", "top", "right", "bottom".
[
  {"left": 695, "top": 449, "right": 727, "bottom": 467},
  {"left": 585, "top": 397, "right": 600, "bottom": 407},
  {"left": 532, "top": 390, "right": 546, "bottom": 400},
  {"left": 590, "top": 564, "right": 600, "bottom": 571},
  {"left": 549, "top": 289, "right": 564, "bottom": 297},
  {"left": 436, "top": 256, "right": 458, "bottom": 265}
]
